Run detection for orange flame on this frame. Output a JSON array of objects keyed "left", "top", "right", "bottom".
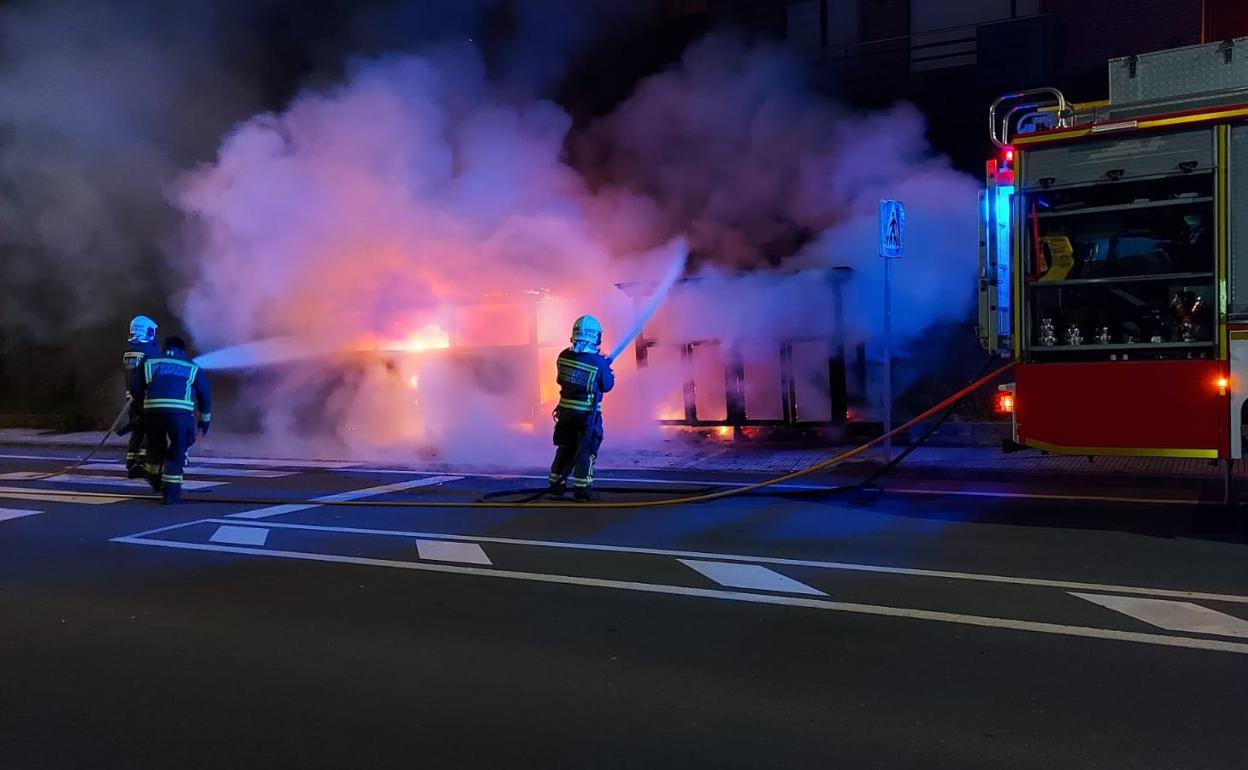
[{"left": 381, "top": 324, "right": 451, "bottom": 353}]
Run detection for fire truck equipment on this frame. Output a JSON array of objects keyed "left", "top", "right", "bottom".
[{"left": 981, "top": 37, "right": 1248, "bottom": 467}]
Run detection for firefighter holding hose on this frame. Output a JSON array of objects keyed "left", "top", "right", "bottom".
[
  {"left": 129, "top": 336, "right": 211, "bottom": 505},
  {"left": 548, "top": 315, "right": 614, "bottom": 501}
]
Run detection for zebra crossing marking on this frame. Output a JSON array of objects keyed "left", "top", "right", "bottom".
[
  {"left": 0, "top": 507, "right": 41, "bottom": 523},
  {"left": 1071, "top": 593, "right": 1248, "bottom": 639},
  {"left": 0, "top": 472, "right": 226, "bottom": 491}
]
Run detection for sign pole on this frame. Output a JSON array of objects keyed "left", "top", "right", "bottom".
[
  {"left": 878, "top": 200, "right": 905, "bottom": 464},
  {"left": 883, "top": 253, "right": 893, "bottom": 463}
]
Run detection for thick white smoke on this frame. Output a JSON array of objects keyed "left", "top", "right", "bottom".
[
  {"left": 174, "top": 34, "right": 979, "bottom": 462},
  {"left": 580, "top": 34, "right": 980, "bottom": 341},
  {"left": 176, "top": 48, "right": 652, "bottom": 461}
]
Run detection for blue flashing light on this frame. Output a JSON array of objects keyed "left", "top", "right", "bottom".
[{"left": 992, "top": 184, "right": 1014, "bottom": 347}]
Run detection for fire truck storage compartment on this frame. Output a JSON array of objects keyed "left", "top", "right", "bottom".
[
  {"left": 1021, "top": 134, "right": 1216, "bottom": 361},
  {"left": 1108, "top": 38, "right": 1248, "bottom": 107},
  {"left": 1015, "top": 359, "right": 1225, "bottom": 455},
  {"left": 1229, "top": 124, "right": 1248, "bottom": 317},
  {"left": 1021, "top": 129, "right": 1213, "bottom": 190}
]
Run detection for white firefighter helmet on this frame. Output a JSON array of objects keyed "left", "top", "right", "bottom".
[
  {"left": 570, "top": 314, "right": 603, "bottom": 352},
  {"left": 128, "top": 315, "right": 157, "bottom": 343}
]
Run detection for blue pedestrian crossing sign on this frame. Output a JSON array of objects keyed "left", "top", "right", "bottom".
[{"left": 879, "top": 199, "right": 905, "bottom": 258}]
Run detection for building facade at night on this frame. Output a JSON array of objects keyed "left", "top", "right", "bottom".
[{"left": 668, "top": 0, "right": 1248, "bottom": 170}]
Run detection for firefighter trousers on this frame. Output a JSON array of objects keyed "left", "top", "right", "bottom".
[
  {"left": 125, "top": 413, "right": 147, "bottom": 471},
  {"left": 549, "top": 409, "right": 603, "bottom": 489},
  {"left": 143, "top": 411, "right": 197, "bottom": 501}
]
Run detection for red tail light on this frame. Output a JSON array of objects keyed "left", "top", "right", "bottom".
[{"left": 995, "top": 390, "right": 1015, "bottom": 414}]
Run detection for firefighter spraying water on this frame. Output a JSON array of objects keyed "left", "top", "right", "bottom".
[
  {"left": 547, "top": 315, "right": 615, "bottom": 500},
  {"left": 129, "top": 336, "right": 212, "bottom": 505}
]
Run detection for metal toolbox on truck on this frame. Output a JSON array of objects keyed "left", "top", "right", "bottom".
[{"left": 1109, "top": 37, "right": 1248, "bottom": 107}]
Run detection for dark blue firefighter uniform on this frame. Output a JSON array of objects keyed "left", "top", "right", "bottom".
[
  {"left": 122, "top": 340, "right": 161, "bottom": 473},
  {"left": 128, "top": 349, "right": 211, "bottom": 504},
  {"left": 548, "top": 348, "right": 614, "bottom": 493}
]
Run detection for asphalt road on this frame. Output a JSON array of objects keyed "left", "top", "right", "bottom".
[{"left": 1, "top": 445, "right": 1246, "bottom": 769}]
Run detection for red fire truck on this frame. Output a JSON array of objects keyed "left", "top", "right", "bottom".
[{"left": 980, "top": 38, "right": 1248, "bottom": 462}]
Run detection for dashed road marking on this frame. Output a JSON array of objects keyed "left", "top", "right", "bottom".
[
  {"left": 0, "top": 507, "right": 41, "bottom": 523},
  {"left": 0, "top": 453, "right": 354, "bottom": 470},
  {"left": 681, "top": 559, "right": 825, "bottom": 596},
  {"left": 416, "top": 539, "right": 491, "bottom": 565},
  {"left": 188, "top": 456, "right": 359, "bottom": 469},
  {"left": 190, "top": 518, "right": 1248, "bottom": 606},
  {"left": 227, "top": 476, "right": 464, "bottom": 520},
  {"left": 0, "top": 472, "right": 226, "bottom": 491},
  {"left": 80, "top": 463, "right": 297, "bottom": 478},
  {"left": 1072, "top": 593, "right": 1248, "bottom": 639},
  {"left": 107, "top": 535, "right": 1248, "bottom": 656},
  {"left": 0, "top": 486, "right": 128, "bottom": 505},
  {"left": 210, "top": 525, "right": 270, "bottom": 546}
]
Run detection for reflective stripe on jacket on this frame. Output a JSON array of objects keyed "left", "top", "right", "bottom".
[
  {"left": 555, "top": 348, "right": 614, "bottom": 412},
  {"left": 129, "top": 352, "right": 212, "bottom": 420}
]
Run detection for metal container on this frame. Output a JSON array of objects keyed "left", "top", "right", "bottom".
[{"left": 1109, "top": 37, "right": 1248, "bottom": 107}]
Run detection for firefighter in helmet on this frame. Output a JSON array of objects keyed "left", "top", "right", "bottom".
[
  {"left": 120, "top": 315, "right": 161, "bottom": 477},
  {"left": 129, "top": 336, "right": 211, "bottom": 505},
  {"left": 548, "top": 315, "right": 614, "bottom": 501}
]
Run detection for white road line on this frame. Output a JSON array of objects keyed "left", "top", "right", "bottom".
[
  {"left": 0, "top": 453, "right": 356, "bottom": 470},
  {"left": 210, "top": 525, "right": 270, "bottom": 546},
  {"left": 0, "top": 453, "right": 1214, "bottom": 505},
  {"left": 0, "top": 507, "right": 41, "bottom": 523},
  {"left": 889, "top": 488, "right": 1203, "bottom": 505},
  {"left": 1071, "top": 593, "right": 1248, "bottom": 639},
  {"left": 416, "top": 540, "right": 492, "bottom": 565},
  {"left": 0, "top": 452, "right": 104, "bottom": 463},
  {"left": 0, "top": 472, "right": 226, "bottom": 491},
  {"left": 0, "top": 486, "right": 127, "bottom": 505},
  {"left": 186, "top": 456, "right": 359, "bottom": 469},
  {"left": 80, "top": 463, "right": 297, "bottom": 478},
  {"left": 297, "top": 468, "right": 1211, "bottom": 505},
  {"left": 227, "top": 476, "right": 464, "bottom": 520},
  {"left": 109, "top": 536, "right": 1248, "bottom": 655},
  {"left": 681, "top": 559, "right": 825, "bottom": 596},
  {"left": 198, "top": 518, "right": 1248, "bottom": 606},
  {"left": 338, "top": 467, "right": 830, "bottom": 490},
  {"left": 229, "top": 503, "right": 319, "bottom": 520}
]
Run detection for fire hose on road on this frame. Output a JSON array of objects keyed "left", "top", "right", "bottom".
[
  {"left": 8, "top": 362, "right": 1015, "bottom": 509},
  {"left": 16, "top": 401, "right": 133, "bottom": 482}
]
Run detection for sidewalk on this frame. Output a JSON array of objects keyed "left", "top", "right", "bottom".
[{"left": 0, "top": 428, "right": 1235, "bottom": 488}]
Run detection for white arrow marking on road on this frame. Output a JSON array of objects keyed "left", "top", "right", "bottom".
[
  {"left": 681, "top": 559, "right": 825, "bottom": 596},
  {"left": 0, "top": 507, "right": 41, "bottom": 523},
  {"left": 0, "top": 472, "right": 225, "bottom": 491},
  {"left": 209, "top": 525, "right": 270, "bottom": 546},
  {"left": 227, "top": 475, "right": 464, "bottom": 520},
  {"left": 416, "top": 540, "right": 491, "bottom": 565},
  {"left": 1071, "top": 593, "right": 1248, "bottom": 639},
  {"left": 80, "top": 463, "right": 296, "bottom": 478}
]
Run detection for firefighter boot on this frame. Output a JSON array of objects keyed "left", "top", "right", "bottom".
[
  {"left": 145, "top": 467, "right": 163, "bottom": 494},
  {"left": 162, "top": 484, "right": 182, "bottom": 506},
  {"left": 547, "top": 480, "right": 566, "bottom": 499},
  {"left": 573, "top": 487, "right": 593, "bottom": 503},
  {"left": 127, "top": 456, "right": 146, "bottom": 479}
]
